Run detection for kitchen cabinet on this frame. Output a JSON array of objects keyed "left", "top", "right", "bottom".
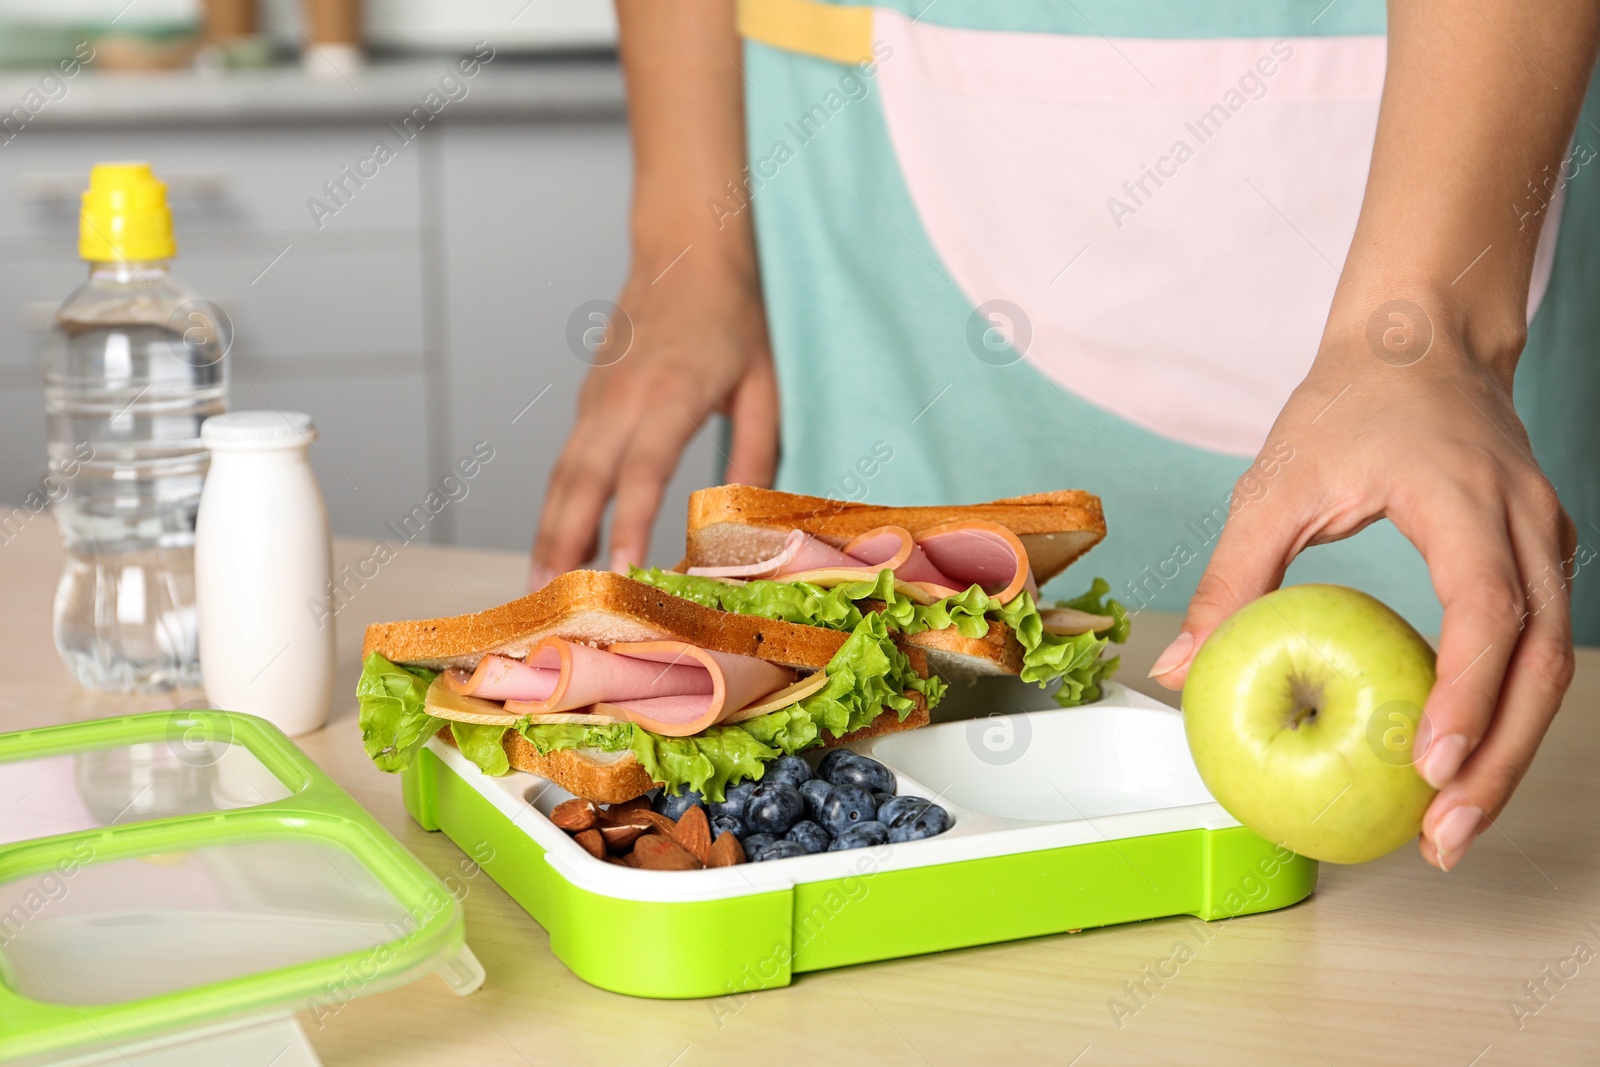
[{"left": 0, "top": 58, "right": 718, "bottom": 567}]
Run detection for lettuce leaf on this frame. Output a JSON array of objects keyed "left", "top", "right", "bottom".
[
  {"left": 449, "top": 721, "right": 512, "bottom": 777},
  {"left": 628, "top": 566, "right": 868, "bottom": 629},
  {"left": 637, "top": 564, "right": 1125, "bottom": 709},
  {"left": 1057, "top": 576, "right": 1132, "bottom": 644},
  {"left": 356, "top": 653, "right": 444, "bottom": 772}
]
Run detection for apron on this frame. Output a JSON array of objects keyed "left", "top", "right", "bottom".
[{"left": 736, "top": 0, "right": 1600, "bottom": 644}]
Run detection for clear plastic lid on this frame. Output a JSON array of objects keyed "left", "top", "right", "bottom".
[
  {"left": 0, "top": 711, "right": 480, "bottom": 1063},
  {"left": 0, "top": 738, "right": 293, "bottom": 847},
  {"left": 0, "top": 838, "right": 412, "bottom": 1006}
]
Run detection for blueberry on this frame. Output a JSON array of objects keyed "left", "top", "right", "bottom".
[
  {"left": 709, "top": 781, "right": 756, "bottom": 822},
  {"left": 742, "top": 832, "right": 779, "bottom": 856},
  {"left": 824, "top": 754, "right": 895, "bottom": 794},
  {"left": 873, "top": 791, "right": 896, "bottom": 808},
  {"left": 744, "top": 781, "right": 805, "bottom": 835},
  {"left": 817, "top": 784, "right": 876, "bottom": 836},
  {"left": 785, "top": 820, "right": 831, "bottom": 854},
  {"left": 828, "top": 821, "right": 890, "bottom": 851},
  {"left": 877, "top": 795, "right": 929, "bottom": 828},
  {"left": 711, "top": 813, "right": 747, "bottom": 840},
  {"left": 799, "top": 779, "right": 833, "bottom": 822},
  {"left": 816, "top": 749, "right": 861, "bottom": 782},
  {"left": 763, "top": 754, "right": 812, "bottom": 788},
  {"left": 653, "top": 788, "right": 705, "bottom": 821},
  {"left": 752, "top": 839, "right": 809, "bottom": 862},
  {"left": 888, "top": 803, "right": 951, "bottom": 843}
]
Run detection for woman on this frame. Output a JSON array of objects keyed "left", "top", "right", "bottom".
[{"left": 533, "top": 0, "right": 1598, "bottom": 872}]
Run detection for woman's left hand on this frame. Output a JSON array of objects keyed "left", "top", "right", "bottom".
[{"left": 1148, "top": 318, "right": 1577, "bottom": 872}]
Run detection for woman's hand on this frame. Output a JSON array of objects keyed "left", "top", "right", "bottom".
[
  {"left": 1149, "top": 326, "right": 1577, "bottom": 872},
  {"left": 1147, "top": 0, "right": 1596, "bottom": 871},
  {"left": 532, "top": 0, "right": 767, "bottom": 586},
  {"left": 531, "top": 254, "right": 777, "bottom": 585}
]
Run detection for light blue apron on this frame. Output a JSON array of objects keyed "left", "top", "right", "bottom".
[{"left": 737, "top": 0, "right": 1600, "bottom": 643}]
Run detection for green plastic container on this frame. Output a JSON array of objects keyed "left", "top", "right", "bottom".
[
  {"left": 401, "top": 684, "right": 1317, "bottom": 999},
  {"left": 0, "top": 711, "right": 483, "bottom": 1065}
]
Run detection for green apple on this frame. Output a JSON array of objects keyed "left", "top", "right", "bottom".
[{"left": 1182, "top": 584, "right": 1437, "bottom": 864}]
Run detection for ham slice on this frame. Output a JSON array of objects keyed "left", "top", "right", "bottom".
[
  {"left": 443, "top": 653, "right": 557, "bottom": 703},
  {"left": 443, "top": 637, "right": 793, "bottom": 737},
  {"left": 458, "top": 639, "right": 710, "bottom": 714},
  {"left": 844, "top": 526, "right": 961, "bottom": 590},
  {"left": 685, "top": 519, "right": 1038, "bottom": 606},
  {"left": 686, "top": 528, "right": 858, "bottom": 579},
  {"left": 593, "top": 642, "right": 798, "bottom": 737},
  {"left": 915, "top": 520, "right": 1036, "bottom": 603}
]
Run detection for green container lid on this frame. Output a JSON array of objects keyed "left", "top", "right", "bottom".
[{"left": 0, "top": 711, "right": 481, "bottom": 1064}]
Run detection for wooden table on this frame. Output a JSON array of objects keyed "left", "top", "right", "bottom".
[{"left": 4, "top": 517, "right": 1597, "bottom": 1067}]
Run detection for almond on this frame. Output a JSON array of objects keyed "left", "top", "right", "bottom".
[
  {"left": 672, "top": 806, "right": 713, "bottom": 865},
  {"left": 550, "top": 798, "right": 598, "bottom": 832},
  {"left": 611, "top": 795, "right": 653, "bottom": 817},
  {"left": 598, "top": 822, "right": 647, "bottom": 851},
  {"left": 622, "top": 850, "right": 643, "bottom": 868},
  {"left": 631, "top": 810, "right": 679, "bottom": 836},
  {"left": 604, "top": 854, "right": 630, "bottom": 866},
  {"left": 708, "top": 832, "right": 745, "bottom": 867},
  {"left": 633, "top": 834, "right": 702, "bottom": 871},
  {"left": 573, "top": 828, "right": 604, "bottom": 860}
]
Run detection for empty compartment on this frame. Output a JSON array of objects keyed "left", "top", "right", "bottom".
[{"left": 865, "top": 703, "right": 1214, "bottom": 822}]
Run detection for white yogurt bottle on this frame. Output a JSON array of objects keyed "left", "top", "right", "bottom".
[{"left": 195, "top": 411, "right": 333, "bottom": 735}]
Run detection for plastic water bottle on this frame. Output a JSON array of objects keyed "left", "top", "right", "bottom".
[{"left": 41, "top": 163, "right": 229, "bottom": 691}]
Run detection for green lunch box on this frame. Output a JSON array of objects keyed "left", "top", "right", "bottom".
[{"left": 401, "top": 682, "right": 1317, "bottom": 999}]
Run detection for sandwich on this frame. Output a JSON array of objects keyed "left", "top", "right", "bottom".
[
  {"left": 356, "top": 569, "right": 943, "bottom": 803},
  {"left": 630, "top": 486, "right": 1128, "bottom": 706}
]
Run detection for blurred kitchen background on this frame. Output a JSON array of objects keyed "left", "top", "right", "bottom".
[{"left": 0, "top": 0, "right": 720, "bottom": 565}]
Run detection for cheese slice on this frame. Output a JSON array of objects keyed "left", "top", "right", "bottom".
[
  {"left": 1038, "top": 606, "right": 1117, "bottom": 636},
  {"left": 426, "top": 677, "right": 523, "bottom": 724},
  {"left": 722, "top": 670, "right": 831, "bottom": 724},
  {"left": 427, "top": 677, "right": 626, "bottom": 726}
]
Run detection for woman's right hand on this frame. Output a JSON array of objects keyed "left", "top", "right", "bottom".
[{"left": 530, "top": 251, "right": 778, "bottom": 588}]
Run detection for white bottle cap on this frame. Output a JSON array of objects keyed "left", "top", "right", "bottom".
[{"left": 202, "top": 411, "right": 316, "bottom": 450}]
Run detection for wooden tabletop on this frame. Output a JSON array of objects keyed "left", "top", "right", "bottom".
[{"left": 3, "top": 517, "right": 1597, "bottom": 1067}]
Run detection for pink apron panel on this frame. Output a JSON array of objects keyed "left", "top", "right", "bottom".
[{"left": 872, "top": 11, "right": 1562, "bottom": 456}]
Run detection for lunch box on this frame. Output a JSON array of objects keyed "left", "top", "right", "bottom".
[
  {"left": 401, "top": 683, "right": 1318, "bottom": 999},
  {"left": 0, "top": 712, "right": 482, "bottom": 1066}
]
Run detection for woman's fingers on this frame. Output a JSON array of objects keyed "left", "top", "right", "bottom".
[
  {"left": 1150, "top": 456, "right": 1302, "bottom": 688},
  {"left": 608, "top": 388, "right": 710, "bottom": 571},
  {"left": 530, "top": 374, "right": 637, "bottom": 588},
  {"left": 723, "top": 358, "right": 779, "bottom": 486},
  {"left": 1399, "top": 491, "right": 1525, "bottom": 802},
  {"left": 1418, "top": 496, "right": 1575, "bottom": 870}
]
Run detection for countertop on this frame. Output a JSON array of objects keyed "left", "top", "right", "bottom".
[
  {"left": 3, "top": 515, "right": 1598, "bottom": 1066},
  {"left": 0, "top": 55, "right": 623, "bottom": 127}
]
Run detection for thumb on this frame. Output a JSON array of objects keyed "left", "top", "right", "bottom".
[{"left": 1149, "top": 479, "right": 1301, "bottom": 689}]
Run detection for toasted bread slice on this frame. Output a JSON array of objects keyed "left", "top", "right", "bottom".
[
  {"left": 364, "top": 569, "right": 853, "bottom": 673},
  {"left": 438, "top": 691, "right": 931, "bottom": 804},
  {"left": 901, "top": 618, "right": 1025, "bottom": 677},
  {"left": 685, "top": 486, "right": 1105, "bottom": 586}
]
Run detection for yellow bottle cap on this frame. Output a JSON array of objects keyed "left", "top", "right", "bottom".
[{"left": 78, "top": 162, "right": 177, "bottom": 262}]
